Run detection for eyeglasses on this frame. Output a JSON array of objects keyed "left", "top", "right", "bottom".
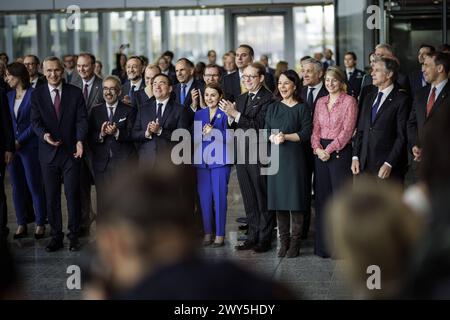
[
  {"left": 242, "top": 75, "right": 259, "bottom": 80},
  {"left": 204, "top": 74, "right": 220, "bottom": 78},
  {"left": 103, "top": 87, "right": 118, "bottom": 92}
]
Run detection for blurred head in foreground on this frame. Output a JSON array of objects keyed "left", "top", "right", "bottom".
[
  {"left": 326, "top": 177, "right": 424, "bottom": 299},
  {"left": 90, "top": 162, "right": 294, "bottom": 300}
]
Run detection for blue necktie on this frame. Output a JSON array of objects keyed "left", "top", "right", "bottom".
[
  {"left": 156, "top": 103, "right": 163, "bottom": 122},
  {"left": 371, "top": 92, "right": 384, "bottom": 123},
  {"left": 129, "top": 85, "right": 136, "bottom": 105},
  {"left": 307, "top": 87, "right": 315, "bottom": 108},
  {"left": 180, "top": 84, "right": 186, "bottom": 105}
]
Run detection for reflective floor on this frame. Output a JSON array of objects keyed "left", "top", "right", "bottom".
[{"left": 5, "top": 168, "right": 352, "bottom": 300}]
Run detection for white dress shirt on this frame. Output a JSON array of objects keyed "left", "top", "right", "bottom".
[
  {"left": 428, "top": 79, "right": 448, "bottom": 103},
  {"left": 308, "top": 81, "right": 324, "bottom": 103},
  {"left": 145, "top": 97, "right": 170, "bottom": 139},
  {"left": 48, "top": 83, "right": 63, "bottom": 104},
  {"left": 82, "top": 76, "right": 95, "bottom": 100},
  {"left": 99, "top": 100, "right": 120, "bottom": 141}
]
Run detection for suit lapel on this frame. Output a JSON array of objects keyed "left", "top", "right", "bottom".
[
  {"left": 160, "top": 101, "right": 173, "bottom": 127},
  {"left": 428, "top": 82, "right": 450, "bottom": 119},
  {"left": 373, "top": 89, "right": 396, "bottom": 124},
  {"left": 58, "top": 85, "right": 68, "bottom": 125},
  {"left": 87, "top": 77, "right": 101, "bottom": 108},
  {"left": 44, "top": 86, "right": 59, "bottom": 123},
  {"left": 16, "top": 89, "right": 32, "bottom": 121}
]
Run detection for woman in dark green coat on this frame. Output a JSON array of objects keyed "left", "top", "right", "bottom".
[{"left": 265, "top": 70, "right": 312, "bottom": 258}]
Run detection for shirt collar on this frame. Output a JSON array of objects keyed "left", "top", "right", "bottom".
[
  {"left": 106, "top": 100, "right": 119, "bottom": 109},
  {"left": 309, "top": 81, "right": 323, "bottom": 91},
  {"left": 130, "top": 78, "right": 143, "bottom": 90},
  {"left": 378, "top": 83, "right": 395, "bottom": 96},
  {"left": 249, "top": 86, "right": 262, "bottom": 97},
  {"left": 83, "top": 76, "right": 95, "bottom": 87},
  {"left": 432, "top": 78, "right": 448, "bottom": 92},
  {"left": 182, "top": 77, "right": 194, "bottom": 89},
  {"left": 346, "top": 67, "right": 355, "bottom": 73},
  {"left": 156, "top": 97, "right": 170, "bottom": 107},
  {"left": 48, "top": 83, "right": 63, "bottom": 94}
]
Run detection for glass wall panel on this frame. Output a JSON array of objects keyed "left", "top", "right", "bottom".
[
  {"left": 294, "top": 5, "right": 335, "bottom": 69},
  {"left": 168, "top": 8, "right": 224, "bottom": 63}
]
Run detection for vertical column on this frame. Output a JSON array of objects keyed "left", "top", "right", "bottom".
[
  {"left": 37, "top": 13, "right": 51, "bottom": 59},
  {"left": 5, "top": 15, "right": 14, "bottom": 59},
  {"left": 223, "top": 8, "right": 234, "bottom": 52},
  {"left": 161, "top": 8, "right": 170, "bottom": 53},
  {"left": 443, "top": 0, "right": 448, "bottom": 44},
  {"left": 285, "top": 7, "right": 295, "bottom": 69},
  {"left": 98, "top": 12, "right": 111, "bottom": 75}
]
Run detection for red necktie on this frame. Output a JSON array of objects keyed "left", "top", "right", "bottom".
[
  {"left": 426, "top": 87, "right": 436, "bottom": 117},
  {"left": 53, "top": 88, "right": 61, "bottom": 119}
]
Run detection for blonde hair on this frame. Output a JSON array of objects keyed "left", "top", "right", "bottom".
[
  {"left": 325, "top": 66, "right": 347, "bottom": 93},
  {"left": 326, "top": 177, "right": 424, "bottom": 299}
]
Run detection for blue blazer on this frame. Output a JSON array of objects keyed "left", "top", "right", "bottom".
[
  {"left": 30, "top": 83, "right": 88, "bottom": 164},
  {"left": 193, "top": 107, "right": 231, "bottom": 169},
  {"left": 7, "top": 88, "right": 38, "bottom": 149}
]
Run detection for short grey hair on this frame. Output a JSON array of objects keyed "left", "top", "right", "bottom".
[
  {"left": 375, "top": 43, "right": 395, "bottom": 56},
  {"left": 103, "top": 75, "right": 122, "bottom": 90},
  {"left": 301, "top": 58, "right": 323, "bottom": 74},
  {"left": 43, "top": 56, "right": 64, "bottom": 70}
]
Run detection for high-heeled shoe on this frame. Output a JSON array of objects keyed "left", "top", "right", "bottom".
[
  {"left": 13, "top": 225, "right": 28, "bottom": 240},
  {"left": 34, "top": 225, "right": 46, "bottom": 240}
]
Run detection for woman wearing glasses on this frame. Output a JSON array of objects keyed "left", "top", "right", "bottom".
[{"left": 265, "top": 70, "right": 312, "bottom": 258}]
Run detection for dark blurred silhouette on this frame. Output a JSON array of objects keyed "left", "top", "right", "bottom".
[{"left": 87, "top": 160, "right": 296, "bottom": 300}]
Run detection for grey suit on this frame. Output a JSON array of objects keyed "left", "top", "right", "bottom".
[{"left": 72, "top": 75, "right": 105, "bottom": 233}]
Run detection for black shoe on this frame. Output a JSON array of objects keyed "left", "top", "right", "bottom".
[
  {"left": 13, "top": 226, "right": 28, "bottom": 240},
  {"left": 46, "top": 238, "right": 64, "bottom": 252},
  {"left": 254, "top": 242, "right": 271, "bottom": 253},
  {"left": 69, "top": 238, "right": 81, "bottom": 251},
  {"left": 235, "top": 241, "right": 255, "bottom": 251},
  {"left": 238, "top": 224, "right": 249, "bottom": 231},
  {"left": 34, "top": 226, "right": 46, "bottom": 240}
]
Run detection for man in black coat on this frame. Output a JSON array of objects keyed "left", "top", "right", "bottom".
[
  {"left": 407, "top": 51, "right": 450, "bottom": 185},
  {"left": 300, "top": 58, "right": 328, "bottom": 239},
  {"left": 88, "top": 75, "right": 136, "bottom": 212},
  {"left": 221, "top": 62, "right": 275, "bottom": 253},
  {"left": 0, "top": 88, "right": 14, "bottom": 239},
  {"left": 30, "top": 56, "right": 88, "bottom": 252},
  {"left": 343, "top": 51, "right": 365, "bottom": 98},
  {"left": 222, "top": 44, "right": 275, "bottom": 102},
  {"left": 352, "top": 57, "right": 410, "bottom": 181}
]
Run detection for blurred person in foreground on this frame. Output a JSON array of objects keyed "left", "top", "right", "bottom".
[
  {"left": 327, "top": 176, "right": 424, "bottom": 299},
  {"left": 86, "top": 163, "right": 295, "bottom": 299}
]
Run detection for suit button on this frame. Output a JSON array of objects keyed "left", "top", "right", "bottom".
[{"left": 336, "top": 155, "right": 340, "bottom": 159}]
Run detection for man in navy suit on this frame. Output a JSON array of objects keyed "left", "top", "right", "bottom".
[
  {"left": 0, "top": 87, "right": 14, "bottom": 240},
  {"left": 352, "top": 57, "right": 410, "bottom": 181},
  {"left": 173, "top": 58, "right": 204, "bottom": 126},
  {"left": 132, "top": 74, "right": 187, "bottom": 169},
  {"left": 89, "top": 75, "right": 136, "bottom": 212},
  {"left": 121, "top": 56, "right": 145, "bottom": 106},
  {"left": 30, "top": 56, "right": 88, "bottom": 252},
  {"left": 408, "top": 44, "right": 435, "bottom": 100},
  {"left": 300, "top": 58, "right": 329, "bottom": 240}
]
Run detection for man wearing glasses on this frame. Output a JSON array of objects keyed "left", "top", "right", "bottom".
[
  {"left": 88, "top": 75, "right": 136, "bottom": 212},
  {"left": 191, "top": 64, "right": 222, "bottom": 110},
  {"left": 23, "top": 55, "right": 46, "bottom": 88}
]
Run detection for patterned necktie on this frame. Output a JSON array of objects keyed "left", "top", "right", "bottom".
[
  {"left": 307, "top": 87, "right": 315, "bottom": 108},
  {"left": 180, "top": 84, "right": 186, "bottom": 105},
  {"left": 108, "top": 106, "right": 114, "bottom": 122},
  {"left": 83, "top": 83, "right": 89, "bottom": 102},
  {"left": 247, "top": 93, "right": 255, "bottom": 107},
  {"left": 426, "top": 87, "right": 437, "bottom": 117},
  {"left": 53, "top": 88, "right": 61, "bottom": 119},
  {"left": 156, "top": 103, "right": 163, "bottom": 122},
  {"left": 371, "top": 91, "right": 384, "bottom": 123}
]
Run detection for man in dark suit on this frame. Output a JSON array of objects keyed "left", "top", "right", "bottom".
[
  {"left": 133, "top": 64, "right": 161, "bottom": 109},
  {"left": 73, "top": 52, "right": 104, "bottom": 236},
  {"left": 190, "top": 64, "right": 222, "bottom": 110},
  {"left": 260, "top": 54, "right": 276, "bottom": 91},
  {"left": 300, "top": 58, "right": 329, "bottom": 239},
  {"left": 62, "top": 54, "right": 80, "bottom": 84},
  {"left": 121, "top": 56, "right": 145, "bottom": 106},
  {"left": 131, "top": 74, "right": 186, "bottom": 169},
  {"left": 407, "top": 51, "right": 450, "bottom": 185},
  {"left": 88, "top": 75, "right": 136, "bottom": 212},
  {"left": 352, "top": 57, "right": 410, "bottom": 181},
  {"left": 24, "top": 55, "right": 47, "bottom": 88},
  {"left": 408, "top": 44, "right": 435, "bottom": 100},
  {"left": 343, "top": 52, "right": 365, "bottom": 98},
  {"left": 221, "top": 62, "right": 275, "bottom": 253},
  {"left": 0, "top": 87, "right": 14, "bottom": 239},
  {"left": 30, "top": 56, "right": 88, "bottom": 252},
  {"left": 173, "top": 58, "right": 204, "bottom": 124},
  {"left": 222, "top": 44, "right": 275, "bottom": 102}
]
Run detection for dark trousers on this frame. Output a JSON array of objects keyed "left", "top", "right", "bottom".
[
  {"left": 41, "top": 150, "right": 81, "bottom": 241},
  {"left": 314, "top": 140, "right": 352, "bottom": 258},
  {"left": 0, "top": 162, "right": 8, "bottom": 235},
  {"left": 80, "top": 156, "right": 94, "bottom": 229},
  {"left": 236, "top": 163, "right": 274, "bottom": 245},
  {"left": 303, "top": 142, "right": 314, "bottom": 237}
]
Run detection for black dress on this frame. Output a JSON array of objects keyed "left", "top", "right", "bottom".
[{"left": 265, "top": 101, "right": 312, "bottom": 211}]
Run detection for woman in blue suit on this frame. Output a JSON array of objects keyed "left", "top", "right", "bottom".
[
  {"left": 193, "top": 83, "right": 231, "bottom": 247},
  {"left": 5, "top": 62, "right": 46, "bottom": 239}
]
